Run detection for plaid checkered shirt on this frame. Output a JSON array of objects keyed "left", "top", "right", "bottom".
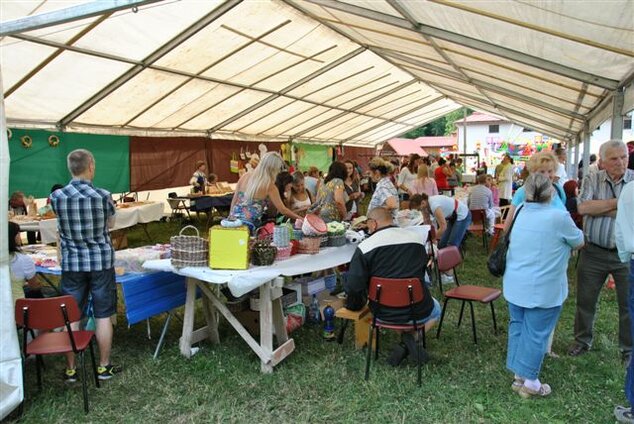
[{"left": 51, "top": 179, "right": 116, "bottom": 272}]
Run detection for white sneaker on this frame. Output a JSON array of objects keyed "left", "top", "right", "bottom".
[{"left": 441, "top": 273, "right": 454, "bottom": 284}]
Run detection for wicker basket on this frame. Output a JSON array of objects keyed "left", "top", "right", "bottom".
[
  {"left": 328, "top": 233, "right": 347, "bottom": 247},
  {"left": 298, "top": 236, "right": 321, "bottom": 254},
  {"left": 251, "top": 246, "right": 277, "bottom": 266},
  {"left": 276, "top": 245, "right": 292, "bottom": 261},
  {"left": 170, "top": 225, "right": 208, "bottom": 268},
  {"left": 292, "top": 229, "right": 303, "bottom": 241},
  {"left": 320, "top": 234, "right": 329, "bottom": 247}
]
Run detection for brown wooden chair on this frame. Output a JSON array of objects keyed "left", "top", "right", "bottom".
[
  {"left": 468, "top": 209, "right": 489, "bottom": 250},
  {"left": 435, "top": 246, "right": 501, "bottom": 344},
  {"left": 365, "top": 277, "right": 427, "bottom": 386}
]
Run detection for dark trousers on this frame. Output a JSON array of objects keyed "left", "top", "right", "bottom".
[{"left": 574, "top": 244, "right": 632, "bottom": 353}]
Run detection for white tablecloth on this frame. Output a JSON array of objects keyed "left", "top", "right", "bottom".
[
  {"left": 144, "top": 244, "right": 358, "bottom": 297},
  {"left": 35, "top": 202, "right": 164, "bottom": 244},
  {"left": 143, "top": 226, "right": 431, "bottom": 297}
]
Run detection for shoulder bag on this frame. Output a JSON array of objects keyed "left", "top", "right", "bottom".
[{"left": 487, "top": 204, "right": 524, "bottom": 277}]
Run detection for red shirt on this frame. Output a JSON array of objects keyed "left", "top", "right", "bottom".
[{"left": 434, "top": 166, "right": 448, "bottom": 189}]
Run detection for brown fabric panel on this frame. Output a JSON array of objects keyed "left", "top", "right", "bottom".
[
  {"left": 340, "top": 146, "right": 375, "bottom": 172},
  {"left": 208, "top": 140, "right": 283, "bottom": 183},
  {"left": 130, "top": 136, "right": 207, "bottom": 191}
]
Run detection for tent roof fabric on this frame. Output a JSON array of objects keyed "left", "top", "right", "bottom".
[{"left": 1, "top": 0, "right": 633, "bottom": 147}]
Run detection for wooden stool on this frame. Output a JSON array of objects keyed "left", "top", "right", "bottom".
[{"left": 335, "top": 305, "right": 372, "bottom": 349}]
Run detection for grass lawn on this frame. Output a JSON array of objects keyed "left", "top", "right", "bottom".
[{"left": 7, "top": 218, "right": 626, "bottom": 423}]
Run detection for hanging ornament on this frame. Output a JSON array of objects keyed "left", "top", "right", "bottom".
[
  {"left": 21, "top": 135, "right": 33, "bottom": 149},
  {"left": 48, "top": 134, "right": 60, "bottom": 147}
]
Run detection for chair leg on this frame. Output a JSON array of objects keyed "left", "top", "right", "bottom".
[
  {"left": 421, "top": 327, "right": 426, "bottom": 349},
  {"left": 364, "top": 325, "right": 374, "bottom": 381},
  {"left": 457, "top": 301, "right": 466, "bottom": 328},
  {"left": 35, "top": 355, "right": 42, "bottom": 390},
  {"left": 469, "top": 301, "right": 478, "bottom": 344},
  {"left": 414, "top": 325, "right": 422, "bottom": 387},
  {"left": 490, "top": 302, "right": 498, "bottom": 335},
  {"left": 374, "top": 327, "right": 380, "bottom": 361},
  {"left": 89, "top": 341, "right": 100, "bottom": 388},
  {"left": 80, "top": 352, "right": 89, "bottom": 413},
  {"left": 436, "top": 298, "right": 450, "bottom": 339}
]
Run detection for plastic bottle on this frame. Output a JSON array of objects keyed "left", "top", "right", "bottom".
[
  {"left": 322, "top": 302, "right": 335, "bottom": 341},
  {"left": 309, "top": 294, "right": 321, "bottom": 324}
]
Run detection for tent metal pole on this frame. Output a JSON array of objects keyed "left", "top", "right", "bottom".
[
  {"left": 0, "top": 0, "right": 161, "bottom": 37},
  {"left": 611, "top": 89, "right": 625, "bottom": 141},
  {"left": 463, "top": 108, "right": 467, "bottom": 155},
  {"left": 301, "top": 0, "right": 619, "bottom": 90},
  {"left": 582, "top": 122, "right": 591, "bottom": 180},
  {"left": 566, "top": 144, "right": 573, "bottom": 180},
  {"left": 574, "top": 135, "right": 581, "bottom": 179}
]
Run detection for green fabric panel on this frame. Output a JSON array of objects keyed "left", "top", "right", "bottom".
[
  {"left": 8, "top": 129, "right": 130, "bottom": 198},
  {"left": 294, "top": 142, "right": 332, "bottom": 172}
]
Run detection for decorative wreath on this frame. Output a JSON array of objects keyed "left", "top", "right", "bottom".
[
  {"left": 48, "top": 134, "right": 60, "bottom": 147},
  {"left": 7, "top": 129, "right": 12, "bottom": 140},
  {"left": 21, "top": 135, "right": 33, "bottom": 149}
]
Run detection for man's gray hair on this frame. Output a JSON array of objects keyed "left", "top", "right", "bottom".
[
  {"left": 67, "top": 149, "right": 94, "bottom": 176},
  {"left": 524, "top": 173, "right": 553, "bottom": 204},
  {"left": 599, "top": 140, "right": 627, "bottom": 160}
]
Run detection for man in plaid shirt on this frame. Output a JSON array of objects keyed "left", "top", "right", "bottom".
[{"left": 51, "top": 149, "right": 119, "bottom": 382}]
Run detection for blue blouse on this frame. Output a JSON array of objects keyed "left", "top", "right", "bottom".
[{"left": 503, "top": 202, "right": 584, "bottom": 308}]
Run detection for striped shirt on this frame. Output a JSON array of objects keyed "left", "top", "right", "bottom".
[
  {"left": 580, "top": 169, "right": 634, "bottom": 249},
  {"left": 51, "top": 179, "right": 116, "bottom": 272},
  {"left": 369, "top": 177, "right": 398, "bottom": 218},
  {"left": 468, "top": 185, "right": 493, "bottom": 211}
]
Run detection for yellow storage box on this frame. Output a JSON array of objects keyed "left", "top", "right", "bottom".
[{"left": 209, "top": 226, "right": 250, "bottom": 270}]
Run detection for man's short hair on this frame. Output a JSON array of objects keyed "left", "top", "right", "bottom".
[
  {"left": 477, "top": 174, "right": 488, "bottom": 184},
  {"left": 67, "top": 149, "right": 94, "bottom": 177},
  {"left": 367, "top": 207, "right": 392, "bottom": 224},
  {"left": 599, "top": 140, "right": 627, "bottom": 160}
]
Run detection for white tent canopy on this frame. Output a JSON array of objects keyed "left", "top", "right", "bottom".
[{"left": 2, "top": 0, "right": 633, "bottom": 147}]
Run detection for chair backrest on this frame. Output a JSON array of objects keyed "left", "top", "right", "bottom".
[
  {"left": 168, "top": 192, "right": 178, "bottom": 199},
  {"left": 436, "top": 246, "right": 463, "bottom": 272},
  {"left": 369, "top": 277, "right": 424, "bottom": 308},
  {"left": 499, "top": 205, "right": 511, "bottom": 223},
  {"left": 167, "top": 198, "right": 180, "bottom": 209},
  {"left": 15, "top": 295, "right": 81, "bottom": 331},
  {"left": 470, "top": 209, "right": 487, "bottom": 227}
]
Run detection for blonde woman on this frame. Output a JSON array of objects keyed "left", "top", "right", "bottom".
[
  {"left": 503, "top": 151, "right": 566, "bottom": 233},
  {"left": 230, "top": 152, "right": 301, "bottom": 231},
  {"left": 408, "top": 163, "right": 438, "bottom": 197},
  {"left": 368, "top": 158, "right": 399, "bottom": 217}
]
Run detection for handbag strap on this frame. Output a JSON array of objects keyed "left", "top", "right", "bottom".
[{"left": 506, "top": 204, "right": 524, "bottom": 236}]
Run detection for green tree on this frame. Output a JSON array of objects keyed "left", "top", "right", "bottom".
[{"left": 402, "top": 107, "right": 472, "bottom": 139}]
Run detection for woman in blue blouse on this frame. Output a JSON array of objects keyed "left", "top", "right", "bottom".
[{"left": 504, "top": 173, "right": 584, "bottom": 398}]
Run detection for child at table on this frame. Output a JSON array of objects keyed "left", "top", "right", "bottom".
[{"left": 8, "top": 222, "right": 43, "bottom": 301}]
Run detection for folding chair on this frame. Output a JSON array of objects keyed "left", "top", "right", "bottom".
[
  {"left": 365, "top": 277, "right": 427, "bottom": 386},
  {"left": 167, "top": 192, "right": 190, "bottom": 220},
  {"left": 15, "top": 296, "right": 100, "bottom": 413},
  {"left": 435, "top": 246, "right": 502, "bottom": 344}
]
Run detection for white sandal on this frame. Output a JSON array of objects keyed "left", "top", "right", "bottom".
[{"left": 519, "top": 383, "right": 552, "bottom": 399}]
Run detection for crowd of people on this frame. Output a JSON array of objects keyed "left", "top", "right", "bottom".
[{"left": 7, "top": 140, "right": 634, "bottom": 418}]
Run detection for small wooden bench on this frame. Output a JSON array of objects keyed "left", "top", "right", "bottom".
[{"left": 335, "top": 305, "right": 372, "bottom": 349}]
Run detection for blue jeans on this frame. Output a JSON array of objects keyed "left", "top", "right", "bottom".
[
  {"left": 625, "top": 259, "right": 634, "bottom": 407},
  {"left": 438, "top": 210, "right": 472, "bottom": 249},
  {"left": 506, "top": 302, "right": 562, "bottom": 380}
]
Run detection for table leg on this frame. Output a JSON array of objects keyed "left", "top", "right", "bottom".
[
  {"left": 260, "top": 281, "right": 274, "bottom": 373},
  {"left": 146, "top": 318, "right": 152, "bottom": 340},
  {"left": 141, "top": 223, "right": 153, "bottom": 243},
  {"left": 271, "top": 278, "right": 288, "bottom": 344},
  {"left": 202, "top": 294, "right": 220, "bottom": 345},
  {"left": 179, "top": 278, "right": 198, "bottom": 358},
  {"left": 153, "top": 312, "right": 172, "bottom": 360}
]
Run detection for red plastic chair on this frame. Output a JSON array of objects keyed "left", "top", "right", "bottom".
[
  {"left": 365, "top": 277, "right": 427, "bottom": 386},
  {"left": 15, "top": 295, "right": 100, "bottom": 413},
  {"left": 435, "top": 246, "right": 501, "bottom": 344}
]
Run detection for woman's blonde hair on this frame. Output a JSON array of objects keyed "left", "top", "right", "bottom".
[
  {"left": 368, "top": 157, "right": 389, "bottom": 176},
  {"left": 417, "top": 163, "right": 429, "bottom": 179},
  {"left": 244, "top": 152, "right": 284, "bottom": 200},
  {"left": 527, "top": 151, "right": 558, "bottom": 174}
]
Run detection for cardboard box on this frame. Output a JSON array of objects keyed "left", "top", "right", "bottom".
[
  {"left": 250, "top": 287, "right": 301, "bottom": 311},
  {"left": 209, "top": 226, "right": 250, "bottom": 270},
  {"left": 295, "top": 276, "right": 326, "bottom": 296}
]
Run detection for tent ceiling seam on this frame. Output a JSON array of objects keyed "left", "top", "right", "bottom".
[{"left": 301, "top": 0, "right": 620, "bottom": 90}]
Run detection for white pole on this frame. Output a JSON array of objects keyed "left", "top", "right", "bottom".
[
  {"left": 611, "top": 89, "right": 625, "bottom": 141},
  {"left": 574, "top": 135, "right": 580, "bottom": 180},
  {"left": 0, "top": 69, "right": 24, "bottom": 419},
  {"left": 583, "top": 122, "right": 590, "bottom": 180}
]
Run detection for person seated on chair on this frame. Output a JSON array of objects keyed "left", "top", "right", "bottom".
[
  {"left": 344, "top": 207, "right": 441, "bottom": 367},
  {"left": 468, "top": 174, "right": 495, "bottom": 235},
  {"left": 8, "top": 222, "right": 43, "bottom": 301}
]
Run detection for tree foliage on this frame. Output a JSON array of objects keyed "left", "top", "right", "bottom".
[{"left": 402, "top": 107, "right": 473, "bottom": 138}]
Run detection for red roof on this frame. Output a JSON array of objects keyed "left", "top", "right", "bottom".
[
  {"left": 386, "top": 135, "right": 456, "bottom": 155},
  {"left": 456, "top": 111, "right": 505, "bottom": 124}
]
